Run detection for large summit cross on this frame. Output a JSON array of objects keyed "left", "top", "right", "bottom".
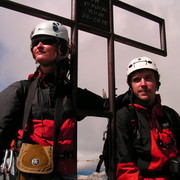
[{"left": 0, "top": 0, "right": 167, "bottom": 179}]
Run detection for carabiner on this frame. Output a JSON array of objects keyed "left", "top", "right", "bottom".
[
  {"left": 7, "top": 150, "right": 13, "bottom": 172},
  {"left": 0, "top": 149, "right": 13, "bottom": 173},
  {"left": 1, "top": 149, "right": 9, "bottom": 173}
]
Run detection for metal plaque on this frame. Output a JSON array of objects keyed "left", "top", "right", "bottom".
[{"left": 78, "top": 0, "right": 110, "bottom": 32}]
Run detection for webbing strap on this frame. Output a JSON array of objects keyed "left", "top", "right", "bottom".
[
  {"left": 22, "top": 77, "right": 65, "bottom": 148},
  {"left": 53, "top": 84, "right": 64, "bottom": 149},
  {"left": 22, "top": 77, "right": 39, "bottom": 130}
]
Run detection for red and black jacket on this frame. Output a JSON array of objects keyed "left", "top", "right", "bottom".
[
  {"left": 116, "top": 94, "right": 180, "bottom": 180},
  {"left": 0, "top": 73, "right": 104, "bottom": 175}
]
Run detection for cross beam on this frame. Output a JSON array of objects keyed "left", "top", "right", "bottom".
[{"left": 0, "top": 1, "right": 167, "bottom": 179}]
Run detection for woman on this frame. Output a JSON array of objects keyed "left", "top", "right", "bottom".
[{"left": 0, "top": 20, "right": 104, "bottom": 179}]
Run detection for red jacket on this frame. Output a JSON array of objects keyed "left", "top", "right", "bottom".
[
  {"left": 116, "top": 95, "right": 180, "bottom": 180},
  {"left": 0, "top": 73, "right": 104, "bottom": 175},
  {"left": 18, "top": 118, "right": 77, "bottom": 175}
]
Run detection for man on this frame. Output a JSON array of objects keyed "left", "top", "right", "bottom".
[
  {"left": 0, "top": 20, "right": 104, "bottom": 179},
  {"left": 116, "top": 57, "right": 180, "bottom": 180}
]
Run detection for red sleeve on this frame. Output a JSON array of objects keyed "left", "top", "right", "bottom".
[{"left": 116, "top": 162, "right": 143, "bottom": 180}]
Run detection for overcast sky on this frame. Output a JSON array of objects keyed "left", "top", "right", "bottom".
[{"left": 0, "top": 0, "right": 180, "bottom": 174}]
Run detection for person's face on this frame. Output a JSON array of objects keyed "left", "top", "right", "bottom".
[
  {"left": 32, "top": 37, "right": 58, "bottom": 65},
  {"left": 130, "top": 69, "right": 157, "bottom": 105}
]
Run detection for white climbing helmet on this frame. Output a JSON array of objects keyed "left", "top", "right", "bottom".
[
  {"left": 127, "top": 56, "right": 159, "bottom": 77},
  {"left": 30, "top": 20, "right": 68, "bottom": 42}
]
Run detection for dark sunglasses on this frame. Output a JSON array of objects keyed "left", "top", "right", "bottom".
[{"left": 31, "top": 36, "right": 58, "bottom": 47}]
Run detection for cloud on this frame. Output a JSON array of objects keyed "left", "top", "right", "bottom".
[
  {"left": 0, "top": 42, "right": 7, "bottom": 59},
  {"left": 11, "top": 0, "right": 71, "bottom": 19}
]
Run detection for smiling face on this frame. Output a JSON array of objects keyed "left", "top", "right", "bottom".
[
  {"left": 130, "top": 69, "right": 157, "bottom": 105},
  {"left": 32, "top": 37, "right": 57, "bottom": 65}
]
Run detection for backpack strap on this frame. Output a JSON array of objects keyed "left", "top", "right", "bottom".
[
  {"left": 96, "top": 127, "right": 108, "bottom": 173},
  {"left": 163, "top": 106, "right": 176, "bottom": 128},
  {"left": 96, "top": 155, "right": 104, "bottom": 173},
  {"left": 22, "top": 77, "right": 39, "bottom": 135},
  {"left": 21, "top": 77, "right": 65, "bottom": 150},
  {"left": 53, "top": 84, "right": 64, "bottom": 149},
  {"left": 163, "top": 105, "right": 180, "bottom": 150}
]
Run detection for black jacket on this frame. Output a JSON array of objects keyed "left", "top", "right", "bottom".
[
  {"left": 116, "top": 92, "right": 180, "bottom": 179},
  {"left": 0, "top": 78, "right": 104, "bottom": 162}
]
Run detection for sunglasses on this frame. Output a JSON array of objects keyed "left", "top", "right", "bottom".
[{"left": 31, "top": 36, "right": 58, "bottom": 47}]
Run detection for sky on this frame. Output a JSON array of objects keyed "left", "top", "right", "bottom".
[{"left": 0, "top": 0, "right": 180, "bottom": 176}]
